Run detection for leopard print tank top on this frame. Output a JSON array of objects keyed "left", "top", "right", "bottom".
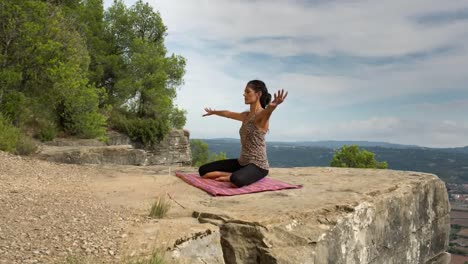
[{"left": 238, "top": 112, "right": 270, "bottom": 170}]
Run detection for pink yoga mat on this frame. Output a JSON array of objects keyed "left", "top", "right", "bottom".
[{"left": 175, "top": 171, "right": 303, "bottom": 196}]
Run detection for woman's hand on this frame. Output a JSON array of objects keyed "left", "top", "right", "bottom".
[
  {"left": 269, "top": 89, "right": 288, "bottom": 107},
  {"left": 203, "top": 107, "right": 216, "bottom": 117}
]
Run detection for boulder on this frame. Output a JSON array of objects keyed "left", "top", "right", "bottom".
[
  {"left": 146, "top": 129, "right": 192, "bottom": 166},
  {"left": 125, "top": 167, "right": 451, "bottom": 264}
]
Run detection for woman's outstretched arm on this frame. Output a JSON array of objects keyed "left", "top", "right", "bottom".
[
  {"left": 256, "top": 89, "right": 288, "bottom": 125},
  {"left": 203, "top": 107, "right": 247, "bottom": 121}
]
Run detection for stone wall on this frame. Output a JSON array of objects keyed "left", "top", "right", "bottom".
[{"left": 38, "top": 129, "right": 192, "bottom": 166}]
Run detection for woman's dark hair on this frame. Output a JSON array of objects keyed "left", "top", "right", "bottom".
[{"left": 247, "top": 80, "right": 271, "bottom": 109}]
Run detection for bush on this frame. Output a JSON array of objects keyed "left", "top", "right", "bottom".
[
  {"left": 60, "top": 87, "right": 107, "bottom": 139},
  {"left": 210, "top": 151, "right": 227, "bottom": 163},
  {"left": 66, "top": 111, "right": 107, "bottom": 139},
  {"left": 190, "top": 139, "right": 226, "bottom": 167},
  {"left": 0, "top": 91, "right": 27, "bottom": 126},
  {"left": 15, "top": 135, "right": 38, "bottom": 156},
  {"left": 110, "top": 112, "right": 170, "bottom": 147},
  {"left": 35, "top": 118, "right": 58, "bottom": 142},
  {"left": 330, "top": 145, "right": 388, "bottom": 169},
  {"left": 191, "top": 139, "right": 209, "bottom": 167},
  {"left": 0, "top": 114, "right": 20, "bottom": 153}
]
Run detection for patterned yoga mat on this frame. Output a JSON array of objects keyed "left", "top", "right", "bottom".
[{"left": 175, "top": 171, "right": 303, "bottom": 196}]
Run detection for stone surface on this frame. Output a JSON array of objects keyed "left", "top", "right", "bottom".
[
  {"left": 37, "top": 145, "right": 147, "bottom": 165},
  {"left": 1, "top": 151, "right": 451, "bottom": 264},
  {"left": 204, "top": 168, "right": 451, "bottom": 264},
  {"left": 107, "top": 130, "right": 133, "bottom": 146},
  {"left": 426, "top": 252, "right": 451, "bottom": 264},
  {"left": 89, "top": 166, "right": 451, "bottom": 264},
  {"left": 146, "top": 129, "right": 192, "bottom": 166},
  {"left": 37, "top": 129, "right": 191, "bottom": 166},
  {"left": 44, "top": 138, "right": 106, "bottom": 147}
]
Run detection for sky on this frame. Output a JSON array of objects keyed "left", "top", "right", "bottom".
[{"left": 103, "top": 0, "right": 468, "bottom": 148}]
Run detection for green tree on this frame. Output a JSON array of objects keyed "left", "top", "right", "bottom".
[
  {"left": 170, "top": 107, "right": 187, "bottom": 129},
  {"left": 191, "top": 139, "right": 209, "bottom": 167},
  {"left": 209, "top": 151, "right": 227, "bottom": 163},
  {"left": 190, "top": 139, "right": 227, "bottom": 167},
  {"left": 0, "top": 0, "right": 185, "bottom": 147},
  {"left": 330, "top": 145, "right": 388, "bottom": 169},
  {"left": 105, "top": 0, "right": 186, "bottom": 146},
  {"left": 0, "top": 0, "right": 106, "bottom": 139},
  {"left": 79, "top": 0, "right": 109, "bottom": 88}
]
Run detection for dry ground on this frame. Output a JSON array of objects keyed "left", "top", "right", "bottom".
[{"left": 0, "top": 151, "right": 193, "bottom": 264}]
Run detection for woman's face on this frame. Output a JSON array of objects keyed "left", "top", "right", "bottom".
[{"left": 243, "top": 86, "right": 260, "bottom": 104}]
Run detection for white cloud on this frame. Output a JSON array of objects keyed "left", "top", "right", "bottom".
[
  {"left": 277, "top": 117, "right": 468, "bottom": 148},
  {"left": 153, "top": 0, "right": 468, "bottom": 57},
  {"left": 410, "top": 99, "right": 468, "bottom": 113},
  {"left": 154, "top": 0, "right": 468, "bottom": 107},
  {"left": 103, "top": 0, "right": 468, "bottom": 147}
]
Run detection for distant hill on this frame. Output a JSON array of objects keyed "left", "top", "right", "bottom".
[
  {"left": 197, "top": 138, "right": 468, "bottom": 184},
  {"left": 205, "top": 138, "right": 424, "bottom": 149},
  {"left": 438, "top": 146, "right": 468, "bottom": 154}
]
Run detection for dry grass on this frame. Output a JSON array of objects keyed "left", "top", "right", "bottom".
[
  {"left": 149, "top": 195, "right": 171, "bottom": 219},
  {"left": 123, "top": 247, "right": 179, "bottom": 264},
  {"left": 61, "top": 254, "right": 96, "bottom": 264}
]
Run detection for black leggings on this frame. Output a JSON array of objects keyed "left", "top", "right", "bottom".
[{"left": 198, "top": 159, "right": 269, "bottom": 187}]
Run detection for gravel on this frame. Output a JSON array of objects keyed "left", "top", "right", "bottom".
[{"left": 0, "top": 151, "right": 142, "bottom": 263}]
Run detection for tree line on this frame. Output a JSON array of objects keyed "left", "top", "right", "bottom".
[{"left": 0, "top": 0, "right": 186, "bottom": 154}]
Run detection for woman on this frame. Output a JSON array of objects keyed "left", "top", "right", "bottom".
[{"left": 198, "top": 80, "right": 288, "bottom": 187}]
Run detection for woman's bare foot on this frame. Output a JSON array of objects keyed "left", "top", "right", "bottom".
[
  {"left": 202, "top": 171, "right": 231, "bottom": 179},
  {"left": 214, "top": 175, "right": 231, "bottom": 182}
]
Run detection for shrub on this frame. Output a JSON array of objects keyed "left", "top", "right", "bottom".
[
  {"left": 330, "top": 144, "right": 388, "bottom": 169},
  {"left": 0, "top": 114, "right": 20, "bottom": 153},
  {"left": 110, "top": 112, "right": 170, "bottom": 147},
  {"left": 0, "top": 91, "right": 27, "bottom": 126},
  {"left": 190, "top": 139, "right": 226, "bottom": 167},
  {"left": 15, "top": 134, "right": 38, "bottom": 156},
  {"left": 35, "top": 118, "right": 58, "bottom": 142},
  {"left": 60, "top": 86, "right": 107, "bottom": 139}
]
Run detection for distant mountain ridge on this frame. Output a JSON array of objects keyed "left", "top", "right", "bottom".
[
  {"left": 270, "top": 140, "right": 423, "bottom": 149},
  {"left": 201, "top": 138, "right": 467, "bottom": 150},
  {"left": 196, "top": 138, "right": 468, "bottom": 184}
]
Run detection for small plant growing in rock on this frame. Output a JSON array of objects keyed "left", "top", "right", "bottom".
[
  {"left": 127, "top": 251, "right": 166, "bottom": 264},
  {"left": 149, "top": 195, "right": 171, "bottom": 219},
  {"left": 63, "top": 254, "right": 95, "bottom": 264},
  {"left": 124, "top": 247, "right": 176, "bottom": 264}
]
